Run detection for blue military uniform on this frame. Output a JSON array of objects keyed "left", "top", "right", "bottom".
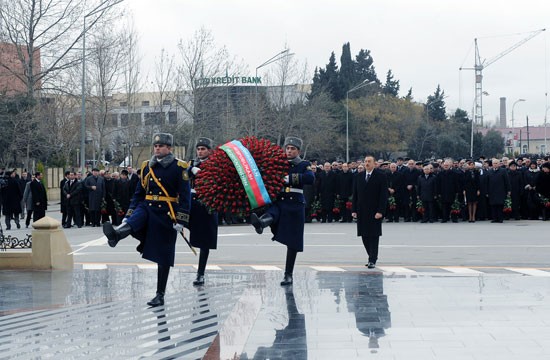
[
  {"left": 126, "top": 157, "right": 191, "bottom": 267},
  {"left": 189, "top": 159, "right": 218, "bottom": 250},
  {"left": 266, "top": 160, "right": 315, "bottom": 252}
]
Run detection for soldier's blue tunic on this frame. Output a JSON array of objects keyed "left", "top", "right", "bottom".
[
  {"left": 126, "top": 157, "right": 191, "bottom": 267},
  {"left": 266, "top": 160, "right": 315, "bottom": 252},
  {"left": 189, "top": 159, "right": 218, "bottom": 249}
]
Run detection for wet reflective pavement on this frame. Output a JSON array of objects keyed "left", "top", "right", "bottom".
[{"left": 1, "top": 268, "right": 550, "bottom": 359}]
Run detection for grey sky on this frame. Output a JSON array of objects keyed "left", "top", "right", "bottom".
[{"left": 129, "top": 0, "right": 549, "bottom": 126}]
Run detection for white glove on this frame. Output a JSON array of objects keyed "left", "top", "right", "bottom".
[
  {"left": 173, "top": 223, "right": 184, "bottom": 233},
  {"left": 284, "top": 175, "right": 289, "bottom": 184},
  {"left": 121, "top": 217, "right": 128, "bottom": 224},
  {"left": 191, "top": 167, "right": 201, "bottom": 175}
]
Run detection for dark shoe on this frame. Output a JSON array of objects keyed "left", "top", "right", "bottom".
[
  {"left": 16, "top": 223, "right": 21, "bottom": 229},
  {"left": 367, "top": 262, "right": 376, "bottom": 269},
  {"left": 250, "top": 213, "right": 273, "bottom": 234},
  {"left": 193, "top": 274, "right": 205, "bottom": 286},
  {"left": 147, "top": 292, "right": 165, "bottom": 307},
  {"left": 420, "top": 220, "right": 427, "bottom": 223},
  {"left": 103, "top": 222, "right": 132, "bottom": 248},
  {"left": 440, "top": 220, "right": 447, "bottom": 223},
  {"left": 280, "top": 273, "right": 293, "bottom": 286}
]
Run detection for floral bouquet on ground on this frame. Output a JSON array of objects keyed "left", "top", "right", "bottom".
[
  {"left": 503, "top": 195, "right": 512, "bottom": 214},
  {"left": 416, "top": 199, "right": 424, "bottom": 214},
  {"left": 310, "top": 199, "right": 321, "bottom": 220},
  {"left": 345, "top": 200, "right": 353, "bottom": 210},
  {"left": 194, "top": 137, "right": 288, "bottom": 217},
  {"left": 100, "top": 199, "right": 108, "bottom": 215},
  {"left": 540, "top": 196, "right": 550, "bottom": 209},
  {"left": 114, "top": 200, "right": 125, "bottom": 217},
  {"left": 450, "top": 197, "right": 462, "bottom": 216},
  {"left": 388, "top": 196, "right": 396, "bottom": 211}
]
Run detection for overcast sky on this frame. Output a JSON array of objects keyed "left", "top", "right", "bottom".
[{"left": 128, "top": 0, "right": 550, "bottom": 126}]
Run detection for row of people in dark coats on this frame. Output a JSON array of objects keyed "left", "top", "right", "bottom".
[
  {"left": 303, "top": 157, "right": 550, "bottom": 224},
  {"left": 60, "top": 168, "right": 140, "bottom": 228},
  {"left": 1, "top": 169, "right": 48, "bottom": 230}
]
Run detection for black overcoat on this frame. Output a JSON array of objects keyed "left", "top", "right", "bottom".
[
  {"left": 1, "top": 177, "right": 22, "bottom": 214},
  {"left": 352, "top": 169, "right": 388, "bottom": 238},
  {"left": 29, "top": 179, "right": 47, "bottom": 211},
  {"left": 486, "top": 168, "right": 511, "bottom": 206},
  {"left": 417, "top": 174, "right": 437, "bottom": 201},
  {"left": 84, "top": 175, "right": 105, "bottom": 211},
  {"left": 189, "top": 159, "right": 218, "bottom": 250}
]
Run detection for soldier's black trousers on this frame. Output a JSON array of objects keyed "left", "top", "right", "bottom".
[
  {"left": 197, "top": 249, "right": 210, "bottom": 275},
  {"left": 285, "top": 247, "right": 298, "bottom": 275}
]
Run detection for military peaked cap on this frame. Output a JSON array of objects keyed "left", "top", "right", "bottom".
[
  {"left": 152, "top": 133, "right": 173, "bottom": 146},
  {"left": 196, "top": 137, "right": 214, "bottom": 149},
  {"left": 283, "top": 136, "right": 303, "bottom": 150}
]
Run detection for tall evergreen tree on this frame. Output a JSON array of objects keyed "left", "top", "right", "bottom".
[
  {"left": 354, "top": 49, "right": 378, "bottom": 84},
  {"left": 339, "top": 42, "right": 355, "bottom": 100},
  {"left": 382, "top": 69, "right": 400, "bottom": 97},
  {"left": 404, "top": 87, "right": 413, "bottom": 101},
  {"left": 325, "top": 52, "right": 340, "bottom": 102},
  {"left": 426, "top": 85, "right": 446, "bottom": 121}
]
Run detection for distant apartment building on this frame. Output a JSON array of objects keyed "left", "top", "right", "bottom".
[
  {"left": 0, "top": 42, "right": 41, "bottom": 96},
  {"left": 479, "top": 125, "right": 549, "bottom": 155}
]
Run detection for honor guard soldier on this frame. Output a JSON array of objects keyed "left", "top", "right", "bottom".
[
  {"left": 188, "top": 137, "right": 218, "bottom": 286},
  {"left": 103, "top": 133, "right": 191, "bottom": 307},
  {"left": 250, "top": 136, "right": 315, "bottom": 286}
]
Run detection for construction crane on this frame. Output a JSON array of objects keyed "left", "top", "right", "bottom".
[{"left": 460, "top": 28, "right": 545, "bottom": 126}]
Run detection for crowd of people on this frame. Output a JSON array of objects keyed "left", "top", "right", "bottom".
[
  {"left": 0, "top": 169, "right": 47, "bottom": 230},
  {"left": 1, "top": 155, "right": 549, "bottom": 233},
  {"left": 304, "top": 155, "right": 550, "bottom": 224}
]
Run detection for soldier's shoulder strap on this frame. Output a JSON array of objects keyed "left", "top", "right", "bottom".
[
  {"left": 176, "top": 158, "right": 189, "bottom": 169},
  {"left": 141, "top": 160, "right": 150, "bottom": 189}
]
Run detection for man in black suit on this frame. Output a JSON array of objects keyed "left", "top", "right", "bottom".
[
  {"left": 59, "top": 170, "right": 70, "bottom": 227},
  {"left": 402, "top": 159, "right": 421, "bottom": 222},
  {"left": 417, "top": 164, "right": 437, "bottom": 223},
  {"left": 352, "top": 155, "right": 389, "bottom": 269},
  {"left": 30, "top": 172, "right": 47, "bottom": 222},
  {"left": 437, "top": 160, "right": 459, "bottom": 223},
  {"left": 486, "top": 158, "right": 511, "bottom": 223},
  {"left": 62, "top": 171, "right": 83, "bottom": 228},
  {"left": 386, "top": 163, "right": 405, "bottom": 222}
]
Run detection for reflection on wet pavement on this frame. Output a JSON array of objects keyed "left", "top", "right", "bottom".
[{"left": 1, "top": 268, "right": 550, "bottom": 359}]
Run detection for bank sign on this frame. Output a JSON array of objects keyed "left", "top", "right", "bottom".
[{"left": 195, "top": 76, "right": 261, "bottom": 87}]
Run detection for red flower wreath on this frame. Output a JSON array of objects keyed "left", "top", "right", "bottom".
[{"left": 194, "top": 136, "right": 288, "bottom": 217}]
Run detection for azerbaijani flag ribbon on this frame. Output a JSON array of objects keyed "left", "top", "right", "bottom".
[{"left": 220, "top": 140, "right": 271, "bottom": 209}]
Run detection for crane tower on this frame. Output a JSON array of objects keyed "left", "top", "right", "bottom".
[{"left": 461, "top": 28, "right": 545, "bottom": 126}]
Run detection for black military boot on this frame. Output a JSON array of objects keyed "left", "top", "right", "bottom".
[
  {"left": 280, "top": 273, "right": 293, "bottom": 286},
  {"left": 103, "top": 221, "right": 132, "bottom": 247},
  {"left": 148, "top": 265, "right": 170, "bottom": 307},
  {"left": 147, "top": 292, "right": 164, "bottom": 307},
  {"left": 193, "top": 274, "right": 205, "bottom": 286},
  {"left": 250, "top": 213, "right": 273, "bottom": 234}
]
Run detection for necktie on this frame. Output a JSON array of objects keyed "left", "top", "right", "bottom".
[{"left": 366, "top": 173, "right": 371, "bottom": 182}]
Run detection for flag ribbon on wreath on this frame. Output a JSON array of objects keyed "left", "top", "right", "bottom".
[{"left": 220, "top": 140, "right": 271, "bottom": 209}]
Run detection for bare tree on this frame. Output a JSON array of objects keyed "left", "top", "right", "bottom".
[
  {"left": 0, "top": 0, "right": 122, "bottom": 98},
  {"left": 176, "top": 27, "right": 246, "bottom": 148},
  {"left": 86, "top": 26, "right": 126, "bottom": 163}
]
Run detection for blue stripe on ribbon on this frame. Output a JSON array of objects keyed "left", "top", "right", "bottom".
[{"left": 231, "top": 140, "right": 271, "bottom": 206}]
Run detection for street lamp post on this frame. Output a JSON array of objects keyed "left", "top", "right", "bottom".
[
  {"left": 346, "top": 80, "right": 375, "bottom": 162},
  {"left": 80, "top": 0, "right": 125, "bottom": 173},
  {"left": 544, "top": 105, "right": 549, "bottom": 155},
  {"left": 511, "top": 99, "right": 526, "bottom": 155},
  {"left": 511, "top": 98, "right": 526, "bottom": 129},
  {"left": 254, "top": 49, "right": 293, "bottom": 135}
]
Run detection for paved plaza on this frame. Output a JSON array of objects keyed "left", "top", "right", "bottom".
[{"left": 1, "top": 204, "right": 550, "bottom": 359}]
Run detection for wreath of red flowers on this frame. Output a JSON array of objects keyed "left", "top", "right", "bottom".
[{"left": 194, "top": 136, "right": 288, "bottom": 216}]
